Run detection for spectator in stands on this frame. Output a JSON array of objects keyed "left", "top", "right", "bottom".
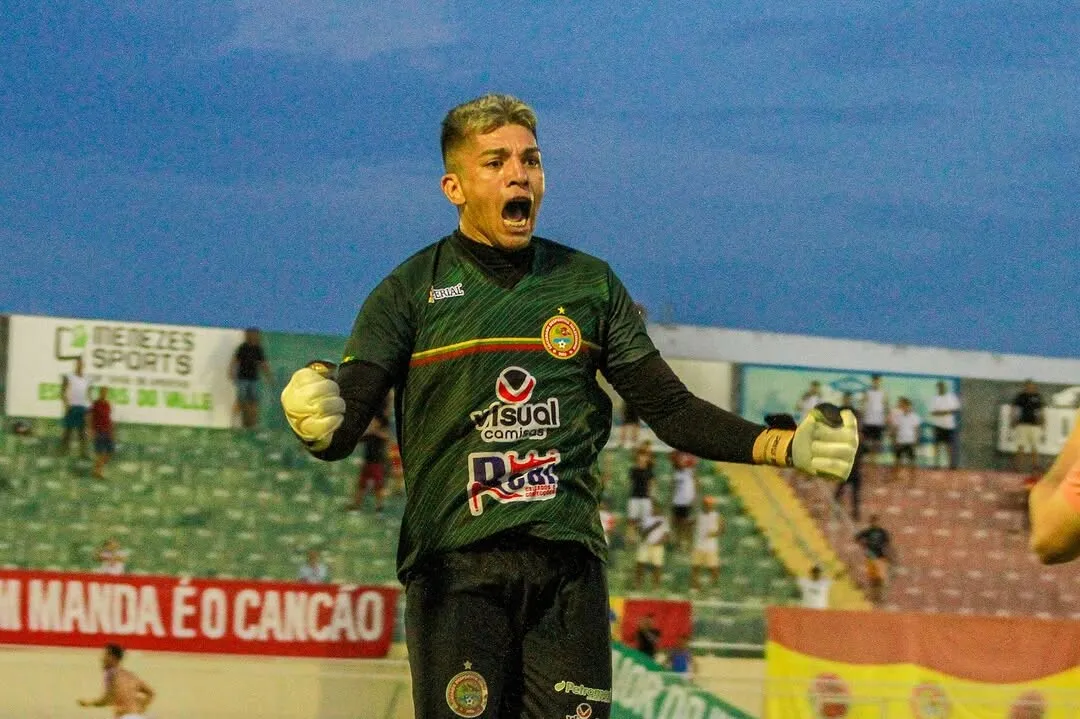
[
  {"left": 599, "top": 498, "right": 618, "bottom": 546},
  {"left": 690, "top": 495, "right": 724, "bottom": 591},
  {"left": 229, "top": 328, "right": 272, "bottom": 429},
  {"left": 1012, "top": 380, "right": 1045, "bottom": 474},
  {"left": 855, "top": 516, "right": 892, "bottom": 604},
  {"left": 929, "top": 381, "right": 962, "bottom": 469},
  {"left": 619, "top": 401, "right": 642, "bottom": 449},
  {"left": 889, "top": 397, "right": 922, "bottom": 485},
  {"left": 669, "top": 451, "right": 698, "bottom": 549},
  {"left": 297, "top": 549, "right": 329, "bottom": 583},
  {"left": 95, "top": 539, "right": 128, "bottom": 575},
  {"left": 860, "top": 374, "right": 889, "bottom": 460},
  {"left": 347, "top": 409, "right": 391, "bottom": 512},
  {"left": 667, "top": 634, "right": 697, "bottom": 679},
  {"left": 634, "top": 613, "right": 661, "bottom": 659},
  {"left": 797, "top": 565, "right": 834, "bottom": 609},
  {"left": 634, "top": 501, "right": 669, "bottom": 590},
  {"left": 834, "top": 425, "right": 865, "bottom": 521},
  {"left": 796, "top": 380, "right": 823, "bottom": 421},
  {"left": 89, "top": 387, "right": 114, "bottom": 480},
  {"left": 59, "top": 357, "right": 91, "bottom": 459},
  {"left": 625, "top": 447, "right": 654, "bottom": 542}
]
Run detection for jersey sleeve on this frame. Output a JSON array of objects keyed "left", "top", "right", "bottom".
[
  {"left": 341, "top": 274, "right": 416, "bottom": 379},
  {"left": 600, "top": 267, "right": 657, "bottom": 374}
]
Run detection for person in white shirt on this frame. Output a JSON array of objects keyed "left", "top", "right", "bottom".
[
  {"left": 860, "top": 374, "right": 889, "bottom": 458},
  {"left": 690, "top": 496, "right": 725, "bottom": 590},
  {"left": 95, "top": 539, "right": 129, "bottom": 575},
  {"left": 890, "top": 397, "right": 922, "bottom": 484},
  {"left": 929, "top": 381, "right": 961, "bottom": 469},
  {"left": 297, "top": 549, "right": 330, "bottom": 584},
  {"left": 796, "top": 381, "right": 823, "bottom": 422},
  {"left": 60, "top": 357, "right": 92, "bottom": 459},
  {"left": 669, "top": 451, "right": 698, "bottom": 550},
  {"left": 634, "top": 502, "right": 669, "bottom": 591},
  {"left": 797, "top": 565, "right": 833, "bottom": 609}
]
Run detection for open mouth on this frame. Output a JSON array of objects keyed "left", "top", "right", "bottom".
[{"left": 501, "top": 198, "right": 532, "bottom": 230}]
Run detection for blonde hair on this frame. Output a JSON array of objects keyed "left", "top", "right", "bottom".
[{"left": 440, "top": 94, "right": 538, "bottom": 169}]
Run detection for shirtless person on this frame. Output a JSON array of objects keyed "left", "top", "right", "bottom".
[{"left": 77, "top": 644, "right": 154, "bottom": 718}]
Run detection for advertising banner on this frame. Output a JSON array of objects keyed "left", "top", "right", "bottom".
[
  {"left": 766, "top": 606, "right": 1080, "bottom": 718},
  {"left": 0, "top": 570, "right": 398, "bottom": 659},
  {"left": 616, "top": 597, "right": 692, "bottom": 652},
  {"left": 5, "top": 315, "right": 243, "bottom": 428},
  {"left": 611, "top": 642, "right": 754, "bottom": 719},
  {"left": 740, "top": 365, "right": 958, "bottom": 462}
]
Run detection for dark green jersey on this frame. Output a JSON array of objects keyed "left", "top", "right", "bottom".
[{"left": 342, "top": 233, "right": 656, "bottom": 579}]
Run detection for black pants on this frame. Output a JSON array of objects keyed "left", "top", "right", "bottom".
[
  {"left": 405, "top": 536, "right": 613, "bottom": 719},
  {"left": 834, "top": 471, "right": 861, "bottom": 521}
]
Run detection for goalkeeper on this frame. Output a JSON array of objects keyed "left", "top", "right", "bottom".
[
  {"left": 1029, "top": 408, "right": 1080, "bottom": 564},
  {"left": 281, "top": 93, "right": 858, "bottom": 719}
]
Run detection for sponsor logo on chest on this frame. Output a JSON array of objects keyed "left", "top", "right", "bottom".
[{"left": 470, "top": 366, "right": 560, "bottom": 442}]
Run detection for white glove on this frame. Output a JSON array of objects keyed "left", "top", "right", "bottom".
[
  {"left": 791, "top": 405, "right": 859, "bottom": 481},
  {"left": 281, "top": 367, "right": 345, "bottom": 451}
]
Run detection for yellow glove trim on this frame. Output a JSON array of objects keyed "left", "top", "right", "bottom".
[{"left": 752, "top": 428, "right": 794, "bottom": 467}]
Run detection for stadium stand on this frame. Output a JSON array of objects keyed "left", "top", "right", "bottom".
[
  {"left": 0, "top": 416, "right": 809, "bottom": 651},
  {"left": 789, "top": 463, "right": 1080, "bottom": 620}
]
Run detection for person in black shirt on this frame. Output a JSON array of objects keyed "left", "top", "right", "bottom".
[
  {"left": 855, "top": 515, "right": 892, "bottom": 605},
  {"left": 834, "top": 394, "right": 864, "bottom": 521},
  {"left": 1012, "top": 380, "right": 1044, "bottom": 474},
  {"left": 625, "top": 447, "right": 654, "bottom": 541},
  {"left": 229, "top": 328, "right": 272, "bottom": 429},
  {"left": 634, "top": 614, "right": 661, "bottom": 659},
  {"left": 347, "top": 411, "right": 390, "bottom": 512}
]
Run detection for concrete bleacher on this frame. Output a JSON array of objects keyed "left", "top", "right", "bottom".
[
  {"left": 789, "top": 464, "right": 1080, "bottom": 620},
  {"left": 0, "top": 418, "right": 401, "bottom": 584}
]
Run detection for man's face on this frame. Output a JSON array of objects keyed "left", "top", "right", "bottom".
[
  {"left": 102, "top": 648, "right": 117, "bottom": 670},
  {"left": 442, "top": 123, "right": 545, "bottom": 251},
  {"left": 75, "top": 358, "right": 84, "bottom": 375},
  {"left": 871, "top": 376, "right": 881, "bottom": 388},
  {"left": 1025, "top": 381, "right": 1037, "bottom": 393}
]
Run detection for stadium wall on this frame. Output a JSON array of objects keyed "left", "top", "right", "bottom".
[
  {"left": 959, "top": 378, "right": 1075, "bottom": 470},
  {"left": 650, "top": 323, "right": 1080, "bottom": 383}
]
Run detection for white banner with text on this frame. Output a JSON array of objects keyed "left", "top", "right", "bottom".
[{"left": 5, "top": 314, "right": 243, "bottom": 428}]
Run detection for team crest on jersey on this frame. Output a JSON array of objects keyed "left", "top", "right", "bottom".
[
  {"left": 567, "top": 704, "right": 593, "bottom": 719},
  {"left": 542, "top": 310, "right": 582, "bottom": 360},
  {"left": 467, "top": 449, "right": 561, "bottom": 516},
  {"left": 445, "top": 663, "right": 488, "bottom": 717},
  {"left": 470, "top": 367, "right": 560, "bottom": 442}
]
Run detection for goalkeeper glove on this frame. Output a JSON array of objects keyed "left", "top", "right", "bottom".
[
  {"left": 281, "top": 361, "right": 345, "bottom": 452},
  {"left": 752, "top": 403, "right": 859, "bottom": 481}
]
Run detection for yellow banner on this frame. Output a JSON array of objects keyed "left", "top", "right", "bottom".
[
  {"left": 766, "top": 641, "right": 1080, "bottom": 718},
  {"left": 765, "top": 607, "right": 1080, "bottom": 719}
]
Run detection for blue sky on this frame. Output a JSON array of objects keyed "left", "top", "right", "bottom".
[{"left": 3, "top": 1, "right": 1078, "bottom": 357}]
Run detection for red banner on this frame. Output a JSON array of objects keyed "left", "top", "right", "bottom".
[
  {"left": 618, "top": 597, "right": 691, "bottom": 651},
  {"left": 0, "top": 570, "right": 398, "bottom": 658}
]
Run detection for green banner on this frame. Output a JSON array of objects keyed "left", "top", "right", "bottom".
[{"left": 612, "top": 643, "right": 755, "bottom": 719}]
